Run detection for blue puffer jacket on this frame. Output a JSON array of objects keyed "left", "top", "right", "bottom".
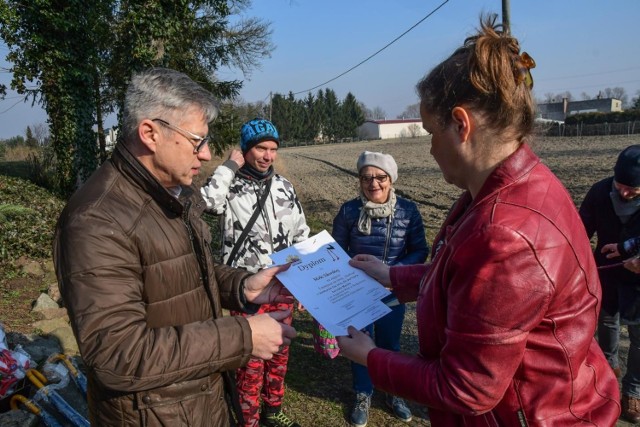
[{"left": 332, "top": 196, "right": 429, "bottom": 266}]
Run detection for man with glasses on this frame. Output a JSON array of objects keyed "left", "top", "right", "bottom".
[
  {"left": 54, "top": 68, "right": 297, "bottom": 427},
  {"left": 202, "top": 118, "right": 309, "bottom": 427},
  {"left": 580, "top": 144, "right": 640, "bottom": 423}
]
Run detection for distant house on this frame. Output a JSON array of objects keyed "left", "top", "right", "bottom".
[
  {"left": 357, "top": 119, "right": 428, "bottom": 140},
  {"left": 537, "top": 97, "right": 622, "bottom": 122},
  {"left": 104, "top": 127, "right": 118, "bottom": 151}
]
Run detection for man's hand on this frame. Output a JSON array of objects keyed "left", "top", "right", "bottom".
[
  {"left": 247, "top": 310, "right": 297, "bottom": 359},
  {"left": 623, "top": 257, "right": 640, "bottom": 274},
  {"left": 336, "top": 326, "right": 376, "bottom": 366},
  {"left": 229, "top": 149, "right": 245, "bottom": 169},
  {"left": 349, "top": 254, "right": 391, "bottom": 288},
  {"left": 601, "top": 243, "right": 621, "bottom": 259},
  {"left": 244, "top": 264, "right": 294, "bottom": 306}
]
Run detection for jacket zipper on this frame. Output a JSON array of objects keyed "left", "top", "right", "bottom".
[
  {"left": 182, "top": 201, "right": 216, "bottom": 314},
  {"left": 382, "top": 212, "right": 394, "bottom": 264}
]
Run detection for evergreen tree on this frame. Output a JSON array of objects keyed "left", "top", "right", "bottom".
[
  {"left": 25, "top": 126, "right": 38, "bottom": 148},
  {"left": 340, "top": 92, "right": 364, "bottom": 138},
  {"left": 322, "top": 89, "right": 341, "bottom": 142}
]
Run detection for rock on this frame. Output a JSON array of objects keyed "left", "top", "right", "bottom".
[
  {"left": 42, "top": 261, "right": 61, "bottom": 304},
  {"left": 49, "top": 327, "right": 79, "bottom": 356},
  {"left": 34, "top": 308, "right": 69, "bottom": 321},
  {"left": 32, "top": 294, "right": 59, "bottom": 312},
  {"left": 31, "top": 317, "right": 68, "bottom": 335},
  {"left": 0, "top": 409, "right": 38, "bottom": 427},
  {"left": 42, "top": 259, "right": 55, "bottom": 275},
  {"left": 47, "top": 281, "right": 62, "bottom": 305},
  {"left": 18, "top": 260, "right": 43, "bottom": 278},
  {"left": 19, "top": 335, "right": 62, "bottom": 365}
]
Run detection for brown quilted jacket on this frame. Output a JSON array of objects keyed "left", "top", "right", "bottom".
[{"left": 54, "top": 143, "right": 255, "bottom": 426}]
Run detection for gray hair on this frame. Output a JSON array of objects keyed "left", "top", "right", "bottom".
[{"left": 121, "top": 68, "right": 219, "bottom": 143}]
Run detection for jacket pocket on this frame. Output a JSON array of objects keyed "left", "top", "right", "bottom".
[{"left": 135, "top": 374, "right": 225, "bottom": 427}]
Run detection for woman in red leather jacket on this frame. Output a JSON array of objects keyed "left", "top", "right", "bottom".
[{"left": 337, "top": 15, "right": 621, "bottom": 426}]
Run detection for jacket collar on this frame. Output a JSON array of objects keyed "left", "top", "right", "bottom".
[
  {"left": 111, "top": 142, "right": 188, "bottom": 215},
  {"left": 431, "top": 144, "right": 540, "bottom": 259},
  {"left": 473, "top": 143, "right": 539, "bottom": 205}
]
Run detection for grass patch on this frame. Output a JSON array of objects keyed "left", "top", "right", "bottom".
[{"left": 305, "top": 216, "right": 331, "bottom": 235}]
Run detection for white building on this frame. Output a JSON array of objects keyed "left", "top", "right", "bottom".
[
  {"left": 357, "top": 119, "right": 428, "bottom": 140},
  {"left": 537, "top": 97, "right": 622, "bottom": 122},
  {"left": 104, "top": 127, "right": 118, "bottom": 151}
]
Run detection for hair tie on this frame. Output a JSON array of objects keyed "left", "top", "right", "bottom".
[{"left": 516, "top": 52, "right": 536, "bottom": 89}]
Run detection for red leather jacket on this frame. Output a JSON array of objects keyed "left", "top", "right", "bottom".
[{"left": 367, "top": 144, "right": 620, "bottom": 426}]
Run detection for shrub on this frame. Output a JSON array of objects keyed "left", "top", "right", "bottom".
[
  {"left": 26, "top": 146, "right": 59, "bottom": 194},
  {"left": 0, "top": 175, "right": 65, "bottom": 261},
  {"left": 2, "top": 145, "right": 38, "bottom": 161}
]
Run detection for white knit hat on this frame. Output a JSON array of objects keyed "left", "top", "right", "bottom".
[{"left": 357, "top": 151, "right": 398, "bottom": 183}]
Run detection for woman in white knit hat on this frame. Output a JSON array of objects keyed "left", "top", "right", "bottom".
[{"left": 331, "top": 150, "right": 429, "bottom": 427}]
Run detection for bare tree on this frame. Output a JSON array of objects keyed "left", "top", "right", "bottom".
[
  {"left": 407, "top": 123, "right": 422, "bottom": 138},
  {"left": 632, "top": 90, "right": 640, "bottom": 110},
  {"left": 32, "top": 122, "right": 50, "bottom": 146},
  {"left": 358, "top": 101, "right": 374, "bottom": 120},
  {"left": 580, "top": 92, "right": 592, "bottom": 100},
  {"left": 559, "top": 91, "right": 573, "bottom": 102},
  {"left": 609, "top": 87, "right": 628, "bottom": 106},
  {"left": 397, "top": 103, "right": 420, "bottom": 119},
  {"left": 372, "top": 106, "right": 386, "bottom": 120}
]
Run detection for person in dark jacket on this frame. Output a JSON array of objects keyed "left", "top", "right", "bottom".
[
  {"left": 336, "top": 15, "right": 620, "bottom": 426},
  {"left": 53, "top": 68, "right": 297, "bottom": 427},
  {"left": 579, "top": 144, "right": 640, "bottom": 423},
  {"left": 332, "top": 150, "right": 428, "bottom": 427}
]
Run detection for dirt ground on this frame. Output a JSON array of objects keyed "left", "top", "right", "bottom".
[{"left": 204, "top": 134, "right": 637, "bottom": 426}]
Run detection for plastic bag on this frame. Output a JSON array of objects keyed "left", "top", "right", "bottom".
[
  {"left": 311, "top": 319, "right": 340, "bottom": 359},
  {"left": 0, "top": 324, "right": 33, "bottom": 399}
]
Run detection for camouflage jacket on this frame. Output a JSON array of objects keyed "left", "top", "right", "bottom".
[{"left": 201, "top": 160, "right": 310, "bottom": 272}]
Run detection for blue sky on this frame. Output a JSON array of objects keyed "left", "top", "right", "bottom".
[{"left": 2, "top": 0, "right": 639, "bottom": 139}]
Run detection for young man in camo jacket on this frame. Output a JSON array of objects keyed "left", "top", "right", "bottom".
[{"left": 202, "top": 118, "right": 309, "bottom": 427}]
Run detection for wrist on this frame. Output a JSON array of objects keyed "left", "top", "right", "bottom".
[
  {"left": 223, "top": 159, "right": 240, "bottom": 173},
  {"left": 239, "top": 279, "right": 248, "bottom": 304}
]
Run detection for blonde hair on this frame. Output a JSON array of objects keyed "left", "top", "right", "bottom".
[{"left": 416, "top": 14, "right": 536, "bottom": 141}]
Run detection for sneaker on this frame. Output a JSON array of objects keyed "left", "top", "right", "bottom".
[
  {"left": 260, "top": 408, "right": 300, "bottom": 427},
  {"left": 350, "top": 392, "right": 371, "bottom": 427},
  {"left": 385, "top": 394, "right": 412, "bottom": 422}
]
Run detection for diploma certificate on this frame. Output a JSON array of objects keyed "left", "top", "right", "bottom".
[{"left": 269, "top": 230, "right": 391, "bottom": 336}]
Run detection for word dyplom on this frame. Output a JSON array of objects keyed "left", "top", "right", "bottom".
[{"left": 297, "top": 257, "right": 327, "bottom": 271}]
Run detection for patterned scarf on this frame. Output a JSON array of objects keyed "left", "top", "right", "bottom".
[
  {"left": 357, "top": 188, "right": 397, "bottom": 235},
  {"left": 237, "top": 164, "right": 274, "bottom": 182},
  {"left": 610, "top": 181, "right": 640, "bottom": 224}
]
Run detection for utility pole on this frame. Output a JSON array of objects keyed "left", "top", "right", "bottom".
[
  {"left": 269, "top": 91, "right": 272, "bottom": 122},
  {"left": 502, "top": 0, "right": 511, "bottom": 34}
]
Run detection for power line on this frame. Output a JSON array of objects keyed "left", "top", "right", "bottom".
[
  {"left": 539, "top": 67, "right": 640, "bottom": 82},
  {"left": 0, "top": 96, "right": 29, "bottom": 114},
  {"left": 291, "top": 0, "right": 451, "bottom": 96}
]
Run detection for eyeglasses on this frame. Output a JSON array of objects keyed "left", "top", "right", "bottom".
[
  {"left": 153, "top": 118, "right": 210, "bottom": 153},
  {"left": 359, "top": 174, "right": 389, "bottom": 184}
]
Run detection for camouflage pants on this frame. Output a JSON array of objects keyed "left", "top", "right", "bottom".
[{"left": 231, "top": 302, "right": 294, "bottom": 427}]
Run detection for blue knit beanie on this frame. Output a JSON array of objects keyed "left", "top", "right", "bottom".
[{"left": 240, "top": 118, "right": 280, "bottom": 153}]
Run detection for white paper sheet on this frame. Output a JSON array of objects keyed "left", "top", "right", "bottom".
[{"left": 269, "top": 230, "right": 391, "bottom": 336}]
